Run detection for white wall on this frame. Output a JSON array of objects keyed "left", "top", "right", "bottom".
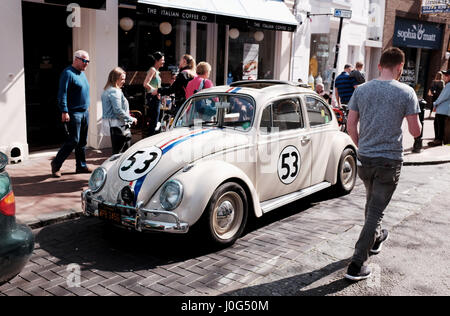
[
  {"left": 73, "top": 0, "right": 119, "bottom": 149},
  {"left": 0, "top": 0, "right": 28, "bottom": 161}
]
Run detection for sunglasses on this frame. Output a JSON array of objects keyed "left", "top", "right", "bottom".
[{"left": 76, "top": 56, "right": 90, "bottom": 64}]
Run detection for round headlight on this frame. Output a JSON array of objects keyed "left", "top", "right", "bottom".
[
  {"left": 160, "top": 180, "right": 183, "bottom": 210},
  {"left": 89, "top": 167, "right": 107, "bottom": 193}
]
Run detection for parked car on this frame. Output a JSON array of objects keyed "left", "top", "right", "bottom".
[
  {"left": 0, "top": 152, "right": 35, "bottom": 285},
  {"left": 82, "top": 81, "right": 357, "bottom": 246}
]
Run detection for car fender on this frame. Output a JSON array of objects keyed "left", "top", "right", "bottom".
[
  {"left": 158, "top": 160, "right": 261, "bottom": 226},
  {"left": 324, "top": 132, "right": 357, "bottom": 185}
]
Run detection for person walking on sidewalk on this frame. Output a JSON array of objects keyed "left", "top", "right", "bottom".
[
  {"left": 51, "top": 50, "right": 92, "bottom": 178},
  {"left": 334, "top": 64, "right": 358, "bottom": 107},
  {"left": 350, "top": 61, "right": 366, "bottom": 85},
  {"left": 102, "top": 67, "right": 137, "bottom": 154},
  {"left": 428, "top": 69, "right": 450, "bottom": 147},
  {"left": 345, "top": 47, "right": 421, "bottom": 281}
]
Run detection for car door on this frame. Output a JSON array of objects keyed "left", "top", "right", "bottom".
[
  {"left": 256, "top": 96, "right": 312, "bottom": 202},
  {"left": 302, "top": 95, "right": 335, "bottom": 185}
]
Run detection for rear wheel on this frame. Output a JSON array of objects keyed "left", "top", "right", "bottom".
[
  {"left": 334, "top": 148, "right": 357, "bottom": 195},
  {"left": 201, "top": 182, "right": 248, "bottom": 246}
]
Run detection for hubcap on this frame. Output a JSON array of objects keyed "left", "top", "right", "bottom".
[
  {"left": 341, "top": 155, "right": 356, "bottom": 190},
  {"left": 212, "top": 192, "right": 243, "bottom": 240}
]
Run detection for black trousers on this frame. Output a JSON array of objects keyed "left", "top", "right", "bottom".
[
  {"left": 434, "top": 114, "right": 447, "bottom": 141},
  {"left": 110, "top": 127, "right": 131, "bottom": 155}
]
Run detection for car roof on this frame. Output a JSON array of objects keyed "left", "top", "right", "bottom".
[{"left": 196, "top": 80, "right": 317, "bottom": 100}]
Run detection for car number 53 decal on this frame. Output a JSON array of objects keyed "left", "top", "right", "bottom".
[
  {"left": 119, "top": 147, "right": 162, "bottom": 182},
  {"left": 278, "top": 146, "right": 301, "bottom": 185}
]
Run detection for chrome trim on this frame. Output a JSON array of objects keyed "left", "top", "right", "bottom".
[
  {"left": 89, "top": 167, "right": 107, "bottom": 193},
  {"left": 159, "top": 180, "right": 184, "bottom": 211},
  {"left": 81, "top": 189, "right": 189, "bottom": 234},
  {"left": 260, "top": 182, "right": 332, "bottom": 213}
]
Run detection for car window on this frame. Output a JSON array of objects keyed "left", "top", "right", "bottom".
[
  {"left": 305, "top": 96, "right": 332, "bottom": 127},
  {"left": 175, "top": 94, "right": 255, "bottom": 131},
  {"left": 260, "top": 98, "right": 303, "bottom": 133}
]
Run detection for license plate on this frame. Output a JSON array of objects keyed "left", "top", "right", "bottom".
[{"left": 98, "top": 203, "right": 122, "bottom": 224}]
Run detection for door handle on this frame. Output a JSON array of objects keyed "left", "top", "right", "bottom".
[{"left": 301, "top": 136, "right": 311, "bottom": 144}]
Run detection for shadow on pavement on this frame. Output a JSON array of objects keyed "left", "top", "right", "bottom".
[
  {"left": 34, "top": 188, "right": 344, "bottom": 274},
  {"left": 222, "top": 258, "right": 352, "bottom": 296}
]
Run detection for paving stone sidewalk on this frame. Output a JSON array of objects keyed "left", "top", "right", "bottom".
[{"left": 1, "top": 164, "right": 448, "bottom": 296}]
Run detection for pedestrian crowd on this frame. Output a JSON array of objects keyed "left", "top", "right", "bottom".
[{"left": 51, "top": 49, "right": 213, "bottom": 177}]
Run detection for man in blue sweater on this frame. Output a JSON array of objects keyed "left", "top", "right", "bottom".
[{"left": 51, "top": 50, "right": 91, "bottom": 178}]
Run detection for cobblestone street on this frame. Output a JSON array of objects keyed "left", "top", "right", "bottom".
[{"left": 1, "top": 163, "right": 449, "bottom": 296}]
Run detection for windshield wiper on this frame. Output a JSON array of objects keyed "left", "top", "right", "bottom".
[{"left": 186, "top": 121, "right": 217, "bottom": 128}]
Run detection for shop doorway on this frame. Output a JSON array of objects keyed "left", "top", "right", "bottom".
[
  {"left": 22, "top": 1, "right": 73, "bottom": 152},
  {"left": 399, "top": 47, "right": 431, "bottom": 99}
]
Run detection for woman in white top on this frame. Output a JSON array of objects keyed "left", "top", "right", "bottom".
[{"left": 101, "top": 67, "right": 137, "bottom": 154}]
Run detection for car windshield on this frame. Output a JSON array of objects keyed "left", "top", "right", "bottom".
[{"left": 174, "top": 94, "right": 255, "bottom": 131}]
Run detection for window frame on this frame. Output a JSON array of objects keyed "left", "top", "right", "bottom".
[
  {"left": 303, "top": 95, "right": 334, "bottom": 128},
  {"left": 259, "top": 96, "right": 305, "bottom": 134}
]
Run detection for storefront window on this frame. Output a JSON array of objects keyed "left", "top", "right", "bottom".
[
  {"left": 227, "top": 28, "right": 276, "bottom": 82},
  {"left": 119, "top": 8, "right": 191, "bottom": 74},
  {"left": 309, "top": 32, "right": 337, "bottom": 91}
]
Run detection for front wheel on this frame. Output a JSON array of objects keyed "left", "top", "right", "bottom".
[
  {"left": 334, "top": 148, "right": 357, "bottom": 196},
  {"left": 200, "top": 182, "right": 248, "bottom": 247}
]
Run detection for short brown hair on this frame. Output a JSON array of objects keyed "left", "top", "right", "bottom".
[{"left": 380, "top": 47, "right": 405, "bottom": 69}]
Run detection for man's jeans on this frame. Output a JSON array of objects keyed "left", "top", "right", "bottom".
[
  {"left": 352, "top": 156, "right": 402, "bottom": 266},
  {"left": 52, "top": 111, "right": 89, "bottom": 170}
]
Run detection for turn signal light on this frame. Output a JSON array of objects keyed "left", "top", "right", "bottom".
[{"left": 0, "top": 191, "right": 16, "bottom": 217}]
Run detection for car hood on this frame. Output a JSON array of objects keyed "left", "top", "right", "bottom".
[{"left": 102, "top": 127, "right": 251, "bottom": 204}]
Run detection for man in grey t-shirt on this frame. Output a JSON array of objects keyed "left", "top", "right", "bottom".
[{"left": 344, "top": 48, "right": 421, "bottom": 281}]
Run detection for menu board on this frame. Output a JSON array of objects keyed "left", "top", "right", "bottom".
[{"left": 243, "top": 44, "right": 259, "bottom": 80}]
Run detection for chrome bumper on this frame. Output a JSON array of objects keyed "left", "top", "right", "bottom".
[{"left": 81, "top": 189, "right": 189, "bottom": 234}]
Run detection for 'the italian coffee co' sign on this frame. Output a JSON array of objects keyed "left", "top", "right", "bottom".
[{"left": 393, "top": 18, "right": 444, "bottom": 50}]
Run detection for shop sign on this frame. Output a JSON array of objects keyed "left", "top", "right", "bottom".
[
  {"left": 421, "top": 0, "right": 450, "bottom": 14},
  {"left": 137, "top": 3, "right": 215, "bottom": 23},
  {"left": 393, "top": 18, "right": 443, "bottom": 50}
]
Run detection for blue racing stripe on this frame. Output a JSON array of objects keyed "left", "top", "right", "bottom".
[
  {"left": 133, "top": 175, "right": 147, "bottom": 205},
  {"left": 161, "top": 129, "right": 215, "bottom": 154}
]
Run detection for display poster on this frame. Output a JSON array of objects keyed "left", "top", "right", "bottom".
[{"left": 243, "top": 44, "right": 259, "bottom": 80}]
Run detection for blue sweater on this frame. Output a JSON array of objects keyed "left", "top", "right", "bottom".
[
  {"left": 57, "top": 66, "right": 90, "bottom": 113},
  {"left": 433, "top": 83, "right": 450, "bottom": 116}
]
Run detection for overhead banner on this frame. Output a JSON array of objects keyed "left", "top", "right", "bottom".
[
  {"left": 421, "top": 0, "right": 450, "bottom": 14},
  {"left": 393, "top": 18, "right": 444, "bottom": 50}
]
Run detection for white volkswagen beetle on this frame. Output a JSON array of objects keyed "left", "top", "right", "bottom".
[{"left": 82, "top": 81, "right": 357, "bottom": 246}]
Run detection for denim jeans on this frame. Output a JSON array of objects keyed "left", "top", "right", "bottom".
[
  {"left": 52, "top": 111, "right": 89, "bottom": 170},
  {"left": 351, "top": 155, "right": 402, "bottom": 266}
]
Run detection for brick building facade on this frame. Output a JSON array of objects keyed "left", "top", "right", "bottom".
[{"left": 383, "top": 0, "right": 450, "bottom": 101}]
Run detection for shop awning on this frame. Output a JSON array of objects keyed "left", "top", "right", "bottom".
[
  {"left": 44, "top": 0, "right": 106, "bottom": 10},
  {"left": 137, "top": 0, "right": 299, "bottom": 32}
]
